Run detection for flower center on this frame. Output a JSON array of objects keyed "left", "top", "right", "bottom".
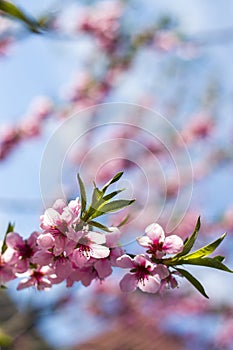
[
  {"left": 148, "top": 241, "right": 163, "bottom": 254},
  {"left": 32, "top": 270, "right": 44, "bottom": 281},
  {"left": 131, "top": 265, "right": 151, "bottom": 284},
  {"left": 18, "top": 243, "right": 33, "bottom": 259},
  {"left": 75, "top": 236, "right": 93, "bottom": 257},
  {"left": 50, "top": 226, "right": 66, "bottom": 236}
]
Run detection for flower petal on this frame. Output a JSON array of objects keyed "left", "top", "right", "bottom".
[
  {"left": 145, "top": 223, "right": 165, "bottom": 243},
  {"left": 163, "top": 235, "right": 183, "bottom": 254},
  {"left": 136, "top": 236, "right": 151, "bottom": 248},
  {"left": 116, "top": 254, "right": 134, "bottom": 268},
  {"left": 138, "top": 275, "right": 160, "bottom": 293},
  {"left": 42, "top": 208, "right": 61, "bottom": 229},
  {"left": 119, "top": 273, "right": 137, "bottom": 292},
  {"left": 17, "top": 277, "right": 35, "bottom": 290},
  {"left": 37, "top": 233, "right": 55, "bottom": 249},
  {"left": 94, "top": 259, "right": 112, "bottom": 279},
  {"left": 87, "top": 231, "right": 106, "bottom": 244},
  {"left": 6, "top": 232, "right": 24, "bottom": 249},
  {"left": 153, "top": 264, "right": 170, "bottom": 279},
  {"left": 134, "top": 255, "right": 152, "bottom": 268},
  {"left": 68, "top": 197, "right": 81, "bottom": 216},
  {"left": 90, "top": 244, "right": 110, "bottom": 259},
  {"left": 3, "top": 248, "right": 16, "bottom": 263},
  {"left": 67, "top": 228, "right": 83, "bottom": 242},
  {"left": 105, "top": 227, "right": 121, "bottom": 248},
  {"left": 72, "top": 250, "right": 88, "bottom": 268},
  {"left": 52, "top": 199, "right": 67, "bottom": 214}
]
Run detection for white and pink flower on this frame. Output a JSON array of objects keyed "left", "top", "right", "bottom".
[
  {"left": 137, "top": 223, "right": 183, "bottom": 258},
  {"left": 117, "top": 254, "right": 161, "bottom": 293},
  {"left": 4, "top": 231, "right": 39, "bottom": 273},
  {"left": 17, "top": 266, "right": 55, "bottom": 291},
  {"left": 72, "top": 231, "right": 110, "bottom": 268}
]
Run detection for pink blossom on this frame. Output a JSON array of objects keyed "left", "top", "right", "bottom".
[
  {"left": 72, "top": 231, "right": 110, "bottom": 268},
  {"left": 19, "top": 118, "right": 40, "bottom": 137},
  {"left": 94, "top": 258, "right": 113, "bottom": 279},
  {"left": 137, "top": 223, "right": 183, "bottom": 258},
  {"left": 68, "top": 197, "right": 81, "bottom": 217},
  {"left": 181, "top": 112, "right": 214, "bottom": 143},
  {"left": 50, "top": 256, "right": 73, "bottom": 284},
  {"left": 117, "top": 254, "right": 161, "bottom": 293},
  {"left": 28, "top": 96, "right": 53, "bottom": 121},
  {"left": 66, "top": 264, "right": 97, "bottom": 287},
  {"left": 0, "top": 260, "right": 15, "bottom": 285},
  {"left": 37, "top": 232, "right": 77, "bottom": 257},
  {"left": 92, "top": 227, "right": 124, "bottom": 277},
  {"left": 52, "top": 199, "right": 67, "bottom": 213},
  {"left": 105, "top": 226, "right": 121, "bottom": 248},
  {"left": 67, "top": 257, "right": 112, "bottom": 287},
  {"left": 0, "top": 242, "right": 15, "bottom": 285},
  {"left": 159, "top": 271, "right": 180, "bottom": 293},
  {"left": 17, "top": 266, "right": 55, "bottom": 290},
  {"left": 33, "top": 237, "right": 76, "bottom": 283},
  {"left": 40, "top": 207, "right": 72, "bottom": 233},
  {"left": 4, "top": 231, "right": 39, "bottom": 273},
  {"left": 40, "top": 198, "right": 81, "bottom": 238}
]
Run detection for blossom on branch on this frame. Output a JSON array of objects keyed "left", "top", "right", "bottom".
[
  {"left": 117, "top": 254, "right": 162, "bottom": 293},
  {"left": 137, "top": 223, "right": 183, "bottom": 258}
]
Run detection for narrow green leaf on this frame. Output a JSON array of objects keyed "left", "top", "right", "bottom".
[
  {"left": 77, "top": 174, "right": 87, "bottom": 213},
  {"left": 91, "top": 186, "right": 103, "bottom": 207},
  {"left": 183, "top": 233, "right": 227, "bottom": 260},
  {"left": 213, "top": 255, "right": 225, "bottom": 262},
  {"left": 82, "top": 186, "right": 104, "bottom": 222},
  {"left": 88, "top": 220, "right": 111, "bottom": 232},
  {"left": 175, "top": 267, "right": 209, "bottom": 298},
  {"left": 0, "top": 0, "right": 40, "bottom": 33},
  {"left": 37, "top": 15, "right": 50, "bottom": 29},
  {"left": 90, "top": 199, "right": 135, "bottom": 220},
  {"left": 174, "top": 216, "right": 201, "bottom": 258},
  {"left": 1, "top": 222, "right": 14, "bottom": 254},
  {"left": 175, "top": 257, "right": 233, "bottom": 273},
  {"left": 117, "top": 214, "right": 130, "bottom": 228},
  {"left": 103, "top": 189, "right": 125, "bottom": 202},
  {"left": 101, "top": 172, "right": 123, "bottom": 193}
]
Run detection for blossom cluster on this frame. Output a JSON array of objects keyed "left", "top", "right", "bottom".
[
  {"left": 0, "top": 96, "right": 53, "bottom": 160},
  {"left": 0, "top": 196, "right": 184, "bottom": 293},
  {"left": 0, "top": 169, "right": 232, "bottom": 299}
]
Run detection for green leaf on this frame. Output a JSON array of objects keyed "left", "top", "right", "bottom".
[
  {"left": 90, "top": 199, "right": 135, "bottom": 220},
  {"left": 82, "top": 186, "right": 103, "bottom": 222},
  {"left": 0, "top": 0, "right": 40, "bottom": 33},
  {"left": 175, "top": 267, "right": 209, "bottom": 298},
  {"left": 174, "top": 216, "right": 201, "bottom": 258},
  {"left": 91, "top": 185, "right": 103, "bottom": 207},
  {"left": 88, "top": 220, "right": 111, "bottom": 232},
  {"left": 37, "top": 15, "right": 50, "bottom": 29},
  {"left": 1, "top": 222, "right": 14, "bottom": 254},
  {"left": 213, "top": 255, "right": 225, "bottom": 262},
  {"left": 101, "top": 172, "right": 123, "bottom": 194},
  {"left": 175, "top": 256, "right": 233, "bottom": 273},
  {"left": 81, "top": 172, "right": 134, "bottom": 223},
  {"left": 103, "top": 189, "right": 125, "bottom": 201},
  {"left": 183, "top": 233, "right": 227, "bottom": 260},
  {"left": 117, "top": 214, "right": 130, "bottom": 228},
  {"left": 77, "top": 174, "right": 87, "bottom": 213}
]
